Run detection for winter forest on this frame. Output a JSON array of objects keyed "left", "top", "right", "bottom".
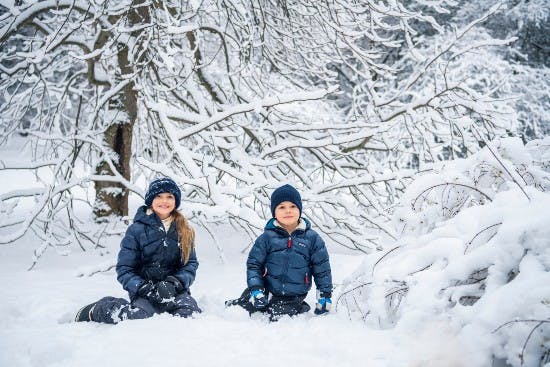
[{"left": 0, "top": 0, "right": 549, "bottom": 366}]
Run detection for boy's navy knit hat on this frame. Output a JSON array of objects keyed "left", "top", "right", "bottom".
[
  {"left": 144, "top": 177, "right": 181, "bottom": 208},
  {"left": 270, "top": 184, "right": 302, "bottom": 217}
]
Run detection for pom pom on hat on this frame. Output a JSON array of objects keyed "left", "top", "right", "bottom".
[
  {"left": 144, "top": 177, "right": 181, "bottom": 208},
  {"left": 270, "top": 184, "right": 302, "bottom": 217}
]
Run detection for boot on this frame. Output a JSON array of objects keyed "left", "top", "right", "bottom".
[
  {"left": 224, "top": 298, "right": 241, "bottom": 307},
  {"left": 75, "top": 302, "right": 96, "bottom": 322},
  {"left": 298, "top": 301, "right": 311, "bottom": 314}
]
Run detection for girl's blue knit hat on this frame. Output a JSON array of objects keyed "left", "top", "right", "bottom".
[
  {"left": 144, "top": 177, "right": 181, "bottom": 208},
  {"left": 270, "top": 184, "right": 302, "bottom": 217}
]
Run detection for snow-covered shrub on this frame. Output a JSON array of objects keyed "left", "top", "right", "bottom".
[{"left": 338, "top": 137, "right": 550, "bottom": 366}]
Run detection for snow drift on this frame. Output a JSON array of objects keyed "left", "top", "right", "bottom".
[{"left": 338, "top": 137, "right": 550, "bottom": 367}]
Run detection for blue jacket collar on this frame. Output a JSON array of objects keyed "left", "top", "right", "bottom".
[{"left": 265, "top": 217, "right": 311, "bottom": 234}]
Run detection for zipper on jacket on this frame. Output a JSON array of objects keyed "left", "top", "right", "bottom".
[
  {"left": 162, "top": 227, "right": 167, "bottom": 247},
  {"left": 159, "top": 223, "right": 168, "bottom": 247},
  {"left": 305, "top": 274, "right": 309, "bottom": 284},
  {"left": 287, "top": 236, "right": 292, "bottom": 249}
]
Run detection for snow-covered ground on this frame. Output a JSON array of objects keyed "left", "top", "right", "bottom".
[
  {"left": 0, "top": 224, "right": 468, "bottom": 367},
  {"left": 1, "top": 138, "right": 548, "bottom": 367}
]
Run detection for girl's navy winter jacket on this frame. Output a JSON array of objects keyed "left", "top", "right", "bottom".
[
  {"left": 247, "top": 218, "right": 332, "bottom": 297},
  {"left": 116, "top": 206, "right": 198, "bottom": 300}
]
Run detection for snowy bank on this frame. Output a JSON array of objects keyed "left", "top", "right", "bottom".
[{"left": 339, "top": 137, "right": 550, "bottom": 367}]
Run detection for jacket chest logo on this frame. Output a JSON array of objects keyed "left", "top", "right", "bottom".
[{"left": 291, "top": 239, "right": 307, "bottom": 248}]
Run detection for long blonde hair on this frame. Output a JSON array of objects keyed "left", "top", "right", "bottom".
[{"left": 172, "top": 210, "right": 195, "bottom": 264}]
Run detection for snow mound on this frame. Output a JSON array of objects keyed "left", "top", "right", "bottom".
[{"left": 338, "top": 137, "right": 550, "bottom": 367}]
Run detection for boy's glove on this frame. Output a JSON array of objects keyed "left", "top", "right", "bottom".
[
  {"left": 249, "top": 287, "right": 268, "bottom": 310},
  {"left": 314, "top": 291, "right": 332, "bottom": 315}
]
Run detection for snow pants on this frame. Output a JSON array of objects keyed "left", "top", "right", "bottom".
[
  {"left": 90, "top": 292, "right": 201, "bottom": 324},
  {"left": 229, "top": 287, "right": 310, "bottom": 321}
]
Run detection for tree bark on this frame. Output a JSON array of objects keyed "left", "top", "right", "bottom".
[
  {"left": 93, "top": 121, "right": 133, "bottom": 218},
  {"left": 93, "top": 1, "right": 149, "bottom": 219}
]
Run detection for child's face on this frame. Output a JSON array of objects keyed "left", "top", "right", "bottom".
[
  {"left": 151, "top": 192, "right": 176, "bottom": 220},
  {"left": 274, "top": 201, "right": 300, "bottom": 230}
]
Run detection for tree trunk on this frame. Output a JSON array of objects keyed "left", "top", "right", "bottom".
[
  {"left": 93, "top": 120, "right": 133, "bottom": 218},
  {"left": 93, "top": 1, "right": 148, "bottom": 219}
]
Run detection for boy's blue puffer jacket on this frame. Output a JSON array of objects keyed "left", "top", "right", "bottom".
[
  {"left": 116, "top": 206, "right": 198, "bottom": 300},
  {"left": 247, "top": 218, "right": 332, "bottom": 297}
]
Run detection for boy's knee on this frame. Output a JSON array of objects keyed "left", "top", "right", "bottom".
[{"left": 268, "top": 296, "right": 309, "bottom": 319}]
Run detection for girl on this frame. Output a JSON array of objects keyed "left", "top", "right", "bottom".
[
  {"left": 227, "top": 184, "right": 333, "bottom": 320},
  {"left": 75, "top": 177, "right": 201, "bottom": 323}
]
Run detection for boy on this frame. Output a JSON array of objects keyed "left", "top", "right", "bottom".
[{"left": 228, "top": 184, "right": 333, "bottom": 320}]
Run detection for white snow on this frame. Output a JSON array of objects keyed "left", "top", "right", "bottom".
[
  {"left": 339, "top": 137, "right": 550, "bottom": 367},
  {"left": 0, "top": 222, "right": 473, "bottom": 367},
  {"left": 0, "top": 225, "right": 539, "bottom": 366},
  {"left": 1, "top": 138, "right": 549, "bottom": 367}
]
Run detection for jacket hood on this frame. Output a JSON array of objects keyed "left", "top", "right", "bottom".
[
  {"left": 265, "top": 217, "right": 311, "bottom": 233},
  {"left": 133, "top": 205, "right": 161, "bottom": 226}
]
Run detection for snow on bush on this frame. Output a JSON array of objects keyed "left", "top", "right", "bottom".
[{"left": 338, "top": 137, "right": 550, "bottom": 367}]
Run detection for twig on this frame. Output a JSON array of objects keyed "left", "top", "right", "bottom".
[
  {"left": 371, "top": 246, "right": 400, "bottom": 277},
  {"left": 81, "top": 264, "right": 116, "bottom": 277},
  {"left": 409, "top": 264, "right": 432, "bottom": 275},
  {"left": 472, "top": 125, "right": 531, "bottom": 201},
  {"left": 464, "top": 222, "right": 502, "bottom": 254},
  {"left": 352, "top": 294, "right": 367, "bottom": 321},
  {"left": 492, "top": 319, "right": 550, "bottom": 333},
  {"left": 335, "top": 282, "right": 372, "bottom": 310},
  {"left": 412, "top": 183, "right": 492, "bottom": 210},
  {"left": 520, "top": 321, "right": 547, "bottom": 365}
]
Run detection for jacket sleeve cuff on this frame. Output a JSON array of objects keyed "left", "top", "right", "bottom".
[
  {"left": 247, "top": 277, "right": 264, "bottom": 290},
  {"left": 174, "top": 274, "right": 191, "bottom": 289},
  {"left": 128, "top": 276, "right": 145, "bottom": 296},
  {"left": 248, "top": 285, "right": 265, "bottom": 292}
]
